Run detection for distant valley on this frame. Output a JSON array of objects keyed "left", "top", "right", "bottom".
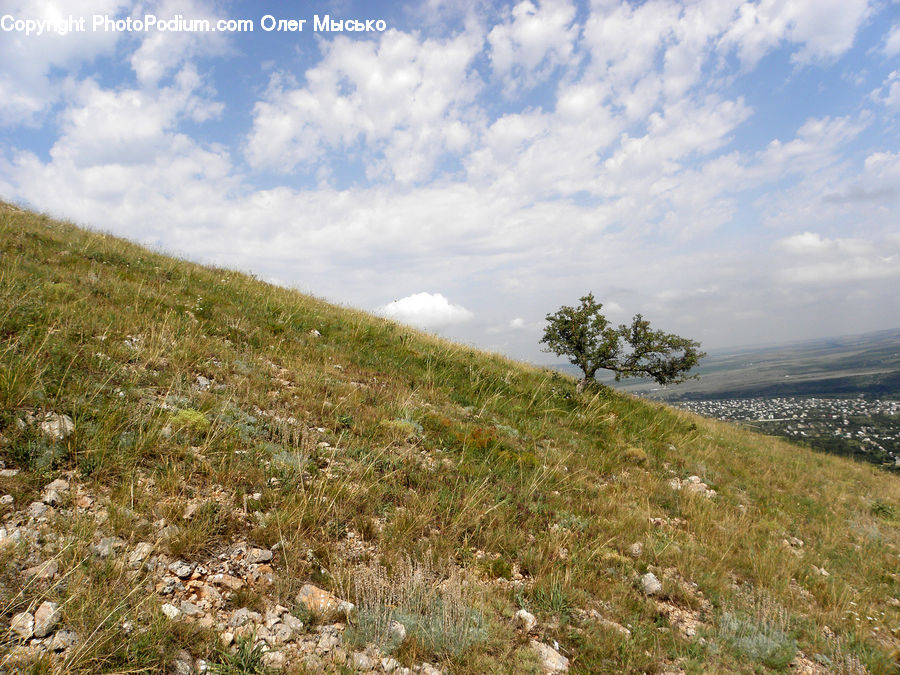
[{"left": 552, "top": 328, "right": 900, "bottom": 469}]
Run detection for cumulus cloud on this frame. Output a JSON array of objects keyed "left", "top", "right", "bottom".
[
  {"left": 487, "top": 0, "right": 579, "bottom": 95},
  {"left": 245, "top": 28, "right": 483, "bottom": 183},
  {"left": 0, "top": 0, "right": 128, "bottom": 125},
  {"left": 128, "top": 0, "right": 229, "bottom": 85},
  {"left": 377, "top": 293, "right": 474, "bottom": 329}
]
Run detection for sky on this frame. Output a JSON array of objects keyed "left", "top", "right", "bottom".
[{"left": 1, "top": 0, "right": 898, "bottom": 363}]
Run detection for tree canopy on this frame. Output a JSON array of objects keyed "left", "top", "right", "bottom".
[{"left": 541, "top": 293, "right": 705, "bottom": 389}]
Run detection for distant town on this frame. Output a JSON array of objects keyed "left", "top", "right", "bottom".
[{"left": 673, "top": 397, "right": 900, "bottom": 470}]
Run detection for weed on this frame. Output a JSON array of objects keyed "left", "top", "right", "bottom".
[
  {"left": 209, "top": 633, "right": 272, "bottom": 674},
  {"left": 717, "top": 593, "right": 797, "bottom": 669},
  {"left": 341, "top": 557, "right": 485, "bottom": 659}
]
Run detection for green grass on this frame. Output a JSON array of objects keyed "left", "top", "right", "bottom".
[{"left": 1, "top": 201, "right": 899, "bottom": 673}]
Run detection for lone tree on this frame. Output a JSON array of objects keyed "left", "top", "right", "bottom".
[{"left": 541, "top": 293, "right": 705, "bottom": 391}]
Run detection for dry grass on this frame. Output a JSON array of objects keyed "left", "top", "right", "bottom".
[{"left": 1, "top": 203, "right": 899, "bottom": 672}]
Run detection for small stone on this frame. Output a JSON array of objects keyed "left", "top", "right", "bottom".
[
  {"left": 629, "top": 543, "right": 643, "bottom": 558},
  {"left": 271, "top": 622, "right": 294, "bottom": 644},
  {"left": 351, "top": 652, "right": 375, "bottom": 670},
  {"left": 161, "top": 603, "right": 182, "bottom": 620},
  {"left": 92, "top": 536, "right": 126, "bottom": 558},
  {"left": 262, "top": 651, "right": 286, "bottom": 669},
  {"left": 180, "top": 601, "right": 204, "bottom": 617},
  {"left": 49, "top": 629, "right": 78, "bottom": 651},
  {"left": 208, "top": 573, "right": 244, "bottom": 590},
  {"left": 182, "top": 502, "right": 201, "bottom": 520},
  {"left": 129, "top": 542, "right": 154, "bottom": 567},
  {"left": 230, "top": 607, "right": 263, "bottom": 627},
  {"left": 11, "top": 611, "right": 35, "bottom": 640},
  {"left": 196, "top": 375, "right": 211, "bottom": 391},
  {"left": 0, "top": 468, "right": 20, "bottom": 477},
  {"left": 514, "top": 609, "right": 537, "bottom": 632},
  {"left": 28, "top": 501, "right": 49, "bottom": 518},
  {"left": 34, "top": 601, "right": 60, "bottom": 637},
  {"left": 316, "top": 630, "right": 340, "bottom": 652},
  {"left": 172, "top": 649, "right": 194, "bottom": 675},
  {"left": 389, "top": 618, "right": 407, "bottom": 643},
  {"left": 382, "top": 657, "right": 401, "bottom": 673},
  {"left": 246, "top": 547, "right": 274, "bottom": 564},
  {"left": 168, "top": 560, "right": 194, "bottom": 579},
  {"left": 641, "top": 572, "right": 663, "bottom": 596},
  {"left": 295, "top": 583, "right": 354, "bottom": 621},
  {"left": 39, "top": 413, "right": 75, "bottom": 440},
  {"left": 530, "top": 640, "right": 569, "bottom": 673},
  {"left": 45, "top": 478, "right": 69, "bottom": 492},
  {"left": 42, "top": 489, "right": 62, "bottom": 506},
  {"left": 219, "top": 631, "right": 234, "bottom": 647},
  {"left": 73, "top": 494, "right": 94, "bottom": 508},
  {"left": 282, "top": 613, "right": 304, "bottom": 634},
  {"left": 25, "top": 559, "right": 59, "bottom": 580},
  {"left": 0, "top": 494, "right": 13, "bottom": 505}
]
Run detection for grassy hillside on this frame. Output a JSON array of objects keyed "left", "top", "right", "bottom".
[{"left": 1, "top": 202, "right": 899, "bottom": 674}]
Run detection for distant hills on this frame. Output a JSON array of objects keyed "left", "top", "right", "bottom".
[{"left": 553, "top": 328, "right": 900, "bottom": 400}]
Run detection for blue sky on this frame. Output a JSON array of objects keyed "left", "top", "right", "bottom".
[{"left": 1, "top": 0, "right": 899, "bottom": 362}]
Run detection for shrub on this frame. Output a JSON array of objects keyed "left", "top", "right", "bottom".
[
  {"left": 342, "top": 557, "right": 485, "bottom": 659},
  {"left": 717, "top": 594, "right": 797, "bottom": 669}
]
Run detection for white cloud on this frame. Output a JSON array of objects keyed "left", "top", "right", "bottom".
[
  {"left": 775, "top": 232, "right": 900, "bottom": 284},
  {"left": 719, "top": 0, "right": 871, "bottom": 67},
  {"left": 487, "top": 0, "right": 578, "bottom": 95},
  {"left": 872, "top": 70, "right": 900, "bottom": 112},
  {"left": 0, "top": 0, "right": 128, "bottom": 125},
  {"left": 245, "top": 28, "right": 483, "bottom": 183},
  {"left": 509, "top": 317, "right": 526, "bottom": 329},
  {"left": 377, "top": 293, "right": 474, "bottom": 329},
  {"left": 885, "top": 23, "right": 900, "bottom": 56},
  {"left": 128, "top": 0, "right": 229, "bottom": 85}
]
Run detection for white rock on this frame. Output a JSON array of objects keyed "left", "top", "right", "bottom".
[
  {"left": 629, "top": 543, "right": 643, "bottom": 558},
  {"left": 262, "top": 651, "right": 286, "bottom": 669},
  {"left": 161, "top": 603, "right": 182, "bottom": 620},
  {"left": 351, "top": 652, "right": 375, "bottom": 670},
  {"left": 514, "top": 608, "right": 537, "bottom": 632},
  {"left": 168, "top": 560, "right": 193, "bottom": 578},
  {"left": 40, "top": 413, "right": 75, "bottom": 440},
  {"left": 389, "top": 618, "right": 407, "bottom": 643},
  {"left": 0, "top": 494, "right": 13, "bottom": 505},
  {"left": 28, "top": 501, "right": 49, "bottom": 518},
  {"left": 282, "top": 613, "right": 304, "bottom": 634},
  {"left": 530, "top": 640, "right": 569, "bottom": 673},
  {"left": 246, "top": 547, "right": 273, "bottom": 564},
  {"left": 42, "top": 489, "right": 62, "bottom": 506},
  {"left": 45, "top": 478, "right": 69, "bottom": 492},
  {"left": 230, "top": 608, "right": 262, "bottom": 627},
  {"left": 295, "top": 583, "right": 353, "bottom": 621},
  {"left": 34, "top": 601, "right": 60, "bottom": 637},
  {"left": 49, "top": 629, "right": 78, "bottom": 651},
  {"left": 11, "top": 611, "right": 35, "bottom": 639},
  {"left": 641, "top": 572, "right": 663, "bottom": 596},
  {"left": 128, "top": 542, "right": 154, "bottom": 567},
  {"left": 25, "top": 559, "right": 58, "bottom": 579}
]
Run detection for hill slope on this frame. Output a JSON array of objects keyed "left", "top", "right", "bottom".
[{"left": 1, "top": 202, "right": 899, "bottom": 674}]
